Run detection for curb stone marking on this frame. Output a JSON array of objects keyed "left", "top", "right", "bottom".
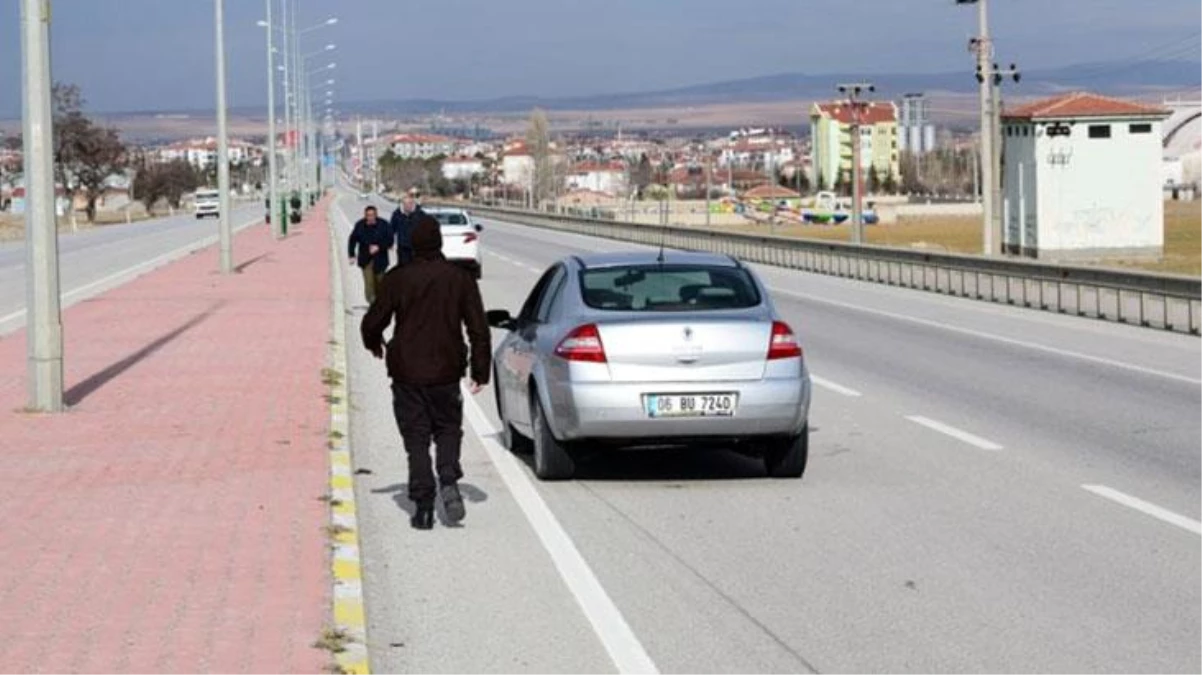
[{"left": 326, "top": 199, "right": 370, "bottom": 674}]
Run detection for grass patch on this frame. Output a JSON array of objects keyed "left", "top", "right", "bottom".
[
  {"left": 321, "top": 368, "right": 344, "bottom": 387},
  {"left": 323, "top": 663, "right": 349, "bottom": 675},
  {"left": 323, "top": 394, "right": 343, "bottom": 405},
  {"left": 312, "top": 627, "right": 350, "bottom": 654},
  {"left": 328, "top": 429, "right": 345, "bottom": 440},
  {"left": 323, "top": 523, "right": 352, "bottom": 538}
]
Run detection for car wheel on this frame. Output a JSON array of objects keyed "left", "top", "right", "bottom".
[
  {"left": 764, "top": 426, "right": 808, "bottom": 478},
  {"left": 493, "top": 367, "right": 530, "bottom": 454},
  {"left": 531, "top": 391, "right": 574, "bottom": 480}
]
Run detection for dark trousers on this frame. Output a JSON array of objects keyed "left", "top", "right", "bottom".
[
  {"left": 391, "top": 381, "right": 464, "bottom": 505},
  {"left": 361, "top": 265, "right": 385, "bottom": 304}
]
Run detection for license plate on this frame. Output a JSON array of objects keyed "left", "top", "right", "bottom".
[{"left": 644, "top": 393, "right": 737, "bottom": 418}]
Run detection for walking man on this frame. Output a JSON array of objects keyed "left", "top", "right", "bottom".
[
  {"left": 389, "top": 193, "right": 424, "bottom": 268},
  {"left": 347, "top": 205, "right": 393, "bottom": 304},
  {"left": 361, "top": 213, "right": 490, "bottom": 530}
]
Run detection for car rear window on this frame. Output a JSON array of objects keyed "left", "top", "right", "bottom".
[
  {"left": 431, "top": 212, "right": 468, "bottom": 226},
  {"left": 579, "top": 264, "right": 761, "bottom": 311}
]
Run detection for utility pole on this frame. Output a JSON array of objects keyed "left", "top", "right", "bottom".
[
  {"left": 837, "top": 82, "right": 874, "bottom": 245},
  {"left": 705, "top": 157, "right": 712, "bottom": 228},
  {"left": 960, "top": 0, "right": 995, "bottom": 255},
  {"left": 280, "top": 0, "right": 292, "bottom": 200},
  {"left": 355, "top": 116, "right": 363, "bottom": 191},
  {"left": 264, "top": 0, "right": 281, "bottom": 238},
  {"left": 215, "top": 0, "right": 232, "bottom": 274},
  {"left": 371, "top": 119, "right": 379, "bottom": 192},
  {"left": 21, "top": 0, "right": 64, "bottom": 412},
  {"left": 989, "top": 60, "right": 1020, "bottom": 253}
]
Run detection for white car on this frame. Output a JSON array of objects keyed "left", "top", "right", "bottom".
[
  {"left": 426, "top": 207, "right": 483, "bottom": 279},
  {"left": 194, "top": 189, "right": 220, "bottom": 219}
]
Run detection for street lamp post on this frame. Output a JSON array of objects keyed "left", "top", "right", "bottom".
[
  {"left": 215, "top": 0, "right": 232, "bottom": 274},
  {"left": 20, "top": 0, "right": 64, "bottom": 411},
  {"left": 261, "top": 1, "right": 281, "bottom": 238},
  {"left": 837, "top": 82, "right": 875, "bottom": 245}
]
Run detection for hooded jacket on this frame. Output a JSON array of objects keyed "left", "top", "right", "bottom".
[
  {"left": 361, "top": 214, "right": 490, "bottom": 386},
  {"left": 389, "top": 204, "right": 425, "bottom": 267}
]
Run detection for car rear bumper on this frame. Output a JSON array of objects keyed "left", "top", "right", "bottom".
[{"left": 545, "top": 376, "right": 810, "bottom": 441}]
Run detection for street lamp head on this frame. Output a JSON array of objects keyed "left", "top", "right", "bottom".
[
  {"left": 257, "top": 20, "right": 269, "bottom": 27},
  {"left": 326, "top": 18, "right": 339, "bottom": 25},
  {"left": 325, "top": 44, "right": 337, "bottom": 51}
]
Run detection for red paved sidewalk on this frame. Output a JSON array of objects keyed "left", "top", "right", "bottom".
[{"left": 0, "top": 203, "right": 334, "bottom": 673}]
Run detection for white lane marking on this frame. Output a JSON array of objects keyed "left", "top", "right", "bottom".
[
  {"left": 477, "top": 218, "right": 1200, "bottom": 387},
  {"left": 0, "top": 215, "right": 261, "bottom": 333},
  {"left": 460, "top": 387, "right": 660, "bottom": 675},
  {"left": 770, "top": 288, "right": 1202, "bottom": 387},
  {"left": 1081, "top": 484, "right": 1202, "bottom": 535},
  {"left": 905, "top": 415, "right": 1004, "bottom": 451},
  {"left": 810, "top": 375, "right": 862, "bottom": 397}
]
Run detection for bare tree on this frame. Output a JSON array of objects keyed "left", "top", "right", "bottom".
[{"left": 526, "top": 108, "right": 553, "bottom": 207}]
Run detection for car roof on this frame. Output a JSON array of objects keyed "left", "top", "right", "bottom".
[{"left": 570, "top": 250, "right": 739, "bottom": 270}]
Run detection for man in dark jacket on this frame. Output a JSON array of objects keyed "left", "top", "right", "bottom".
[
  {"left": 361, "top": 213, "right": 490, "bottom": 530},
  {"left": 389, "top": 194, "right": 424, "bottom": 267},
  {"left": 347, "top": 205, "right": 393, "bottom": 304}
]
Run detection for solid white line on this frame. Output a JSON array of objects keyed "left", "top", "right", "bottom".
[
  {"left": 810, "top": 375, "right": 862, "bottom": 397},
  {"left": 770, "top": 288, "right": 1202, "bottom": 387},
  {"left": 905, "top": 415, "right": 1003, "bottom": 451},
  {"left": 1081, "top": 484, "right": 1202, "bottom": 535},
  {"left": 460, "top": 388, "right": 659, "bottom": 675},
  {"left": 0, "top": 215, "right": 260, "bottom": 332}
]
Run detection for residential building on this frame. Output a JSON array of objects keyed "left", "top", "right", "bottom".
[
  {"left": 1001, "top": 91, "right": 1170, "bottom": 258},
  {"left": 566, "top": 161, "right": 627, "bottom": 195},
  {"left": 156, "top": 137, "right": 257, "bottom": 168},
  {"left": 383, "top": 133, "right": 458, "bottom": 159},
  {"left": 898, "top": 93, "right": 937, "bottom": 155},
  {"left": 810, "top": 101, "right": 900, "bottom": 190},
  {"left": 1162, "top": 98, "right": 1200, "bottom": 192},
  {"left": 441, "top": 157, "right": 486, "bottom": 181},
  {"left": 501, "top": 149, "right": 534, "bottom": 188}
]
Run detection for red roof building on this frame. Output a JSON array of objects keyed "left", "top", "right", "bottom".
[{"left": 1004, "top": 92, "right": 1169, "bottom": 120}]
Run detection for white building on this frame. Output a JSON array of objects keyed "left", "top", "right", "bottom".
[
  {"left": 566, "top": 161, "right": 627, "bottom": 195},
  {"left": 501, "top": 151, "right": 534, "bottom": 188},
  {"left": 157, "top": 137, "right": 255, "bottom": 168},
  {"left": 1001, "top": 91, "right": 1170, "bottom": 259},
  {"left": 441, "top": 157, "right": 485, "bottom": 181},
  {"left": 1162, "top": 99, "right": 1201, "bottom": 193},
  {"left": 383, "top": 134, "right": 458, "bottom": 159}
]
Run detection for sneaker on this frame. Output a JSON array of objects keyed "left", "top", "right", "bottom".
[{"left": 442, "top": 484, "right": 465, "bottom": 524}]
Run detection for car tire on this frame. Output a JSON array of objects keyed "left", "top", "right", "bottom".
[
  {"left": 493, "top": 367, "right": 530, "bottom": 454},
  {"left": 764, "top": 426, "right": 808, "bottom": 478},
  {"left": 531, "top": 392, "right": 574, "bottom": 480}
]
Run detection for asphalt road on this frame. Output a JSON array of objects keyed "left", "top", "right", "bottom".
[
  {"left": 0, "top": 203, "right": 261, "bottom": 335},
  {"left": 333, "top": 191, "right": 1200, "bottom": 674}
]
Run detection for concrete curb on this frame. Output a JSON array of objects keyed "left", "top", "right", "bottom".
[{"left": 325, "top": 198, "right": 371, "bottom": 675}]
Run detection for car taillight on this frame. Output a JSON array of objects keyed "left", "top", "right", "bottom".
[
  {"left": 767, "top": 321, "right": 802, "bottom": 360},
  {"left": 463, "top": 233, "right": 478, "bottom": 243},
  {"left": 555, "top": 324, "right": 607, "bottom": 363}
]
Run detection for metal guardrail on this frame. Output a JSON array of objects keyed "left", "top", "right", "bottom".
[{"left": 454, "top": 201, "right": 1201, "bottom": 335}]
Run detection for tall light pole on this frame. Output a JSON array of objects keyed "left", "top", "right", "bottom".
[
  {"left": 837, "top": 82, "right": 874, "bottom": 245},
  {"left": 300, "top": 45, "right": 335, "bottom": 203},
  {"left": 259, "top": 3, "right": 281, "bottom": 238},
  {"left": 958, "top": 0, "right": 996, "bottom": 255},
  {"left": 21, "top": 0, "right": 63, "bottom": 411},
  {"left": 215, "top": 0, "right": 232, "bottom": 274}
]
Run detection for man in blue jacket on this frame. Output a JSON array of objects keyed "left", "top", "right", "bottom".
[
  {"left": 389, "top": 193, "right": 424, "bottom": 268},
  {"left": 347, "top": 205, "right": 393, "bottom": 304}
]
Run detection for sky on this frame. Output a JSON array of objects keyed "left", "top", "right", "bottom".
[{"left": 0, "top": 0, "right": 1198, "bottom": 117}]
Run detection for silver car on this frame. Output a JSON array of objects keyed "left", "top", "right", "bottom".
[{"left": 487, "top": 250, "right": 812, "bottom": 480}]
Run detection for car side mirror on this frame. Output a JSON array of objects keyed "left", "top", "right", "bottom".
[
  {"left": 474, "top": 223, "right": 483, "bottom": 232},
  {"left": 487, "top": 309, "right": 516, "bottom": 331}
]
